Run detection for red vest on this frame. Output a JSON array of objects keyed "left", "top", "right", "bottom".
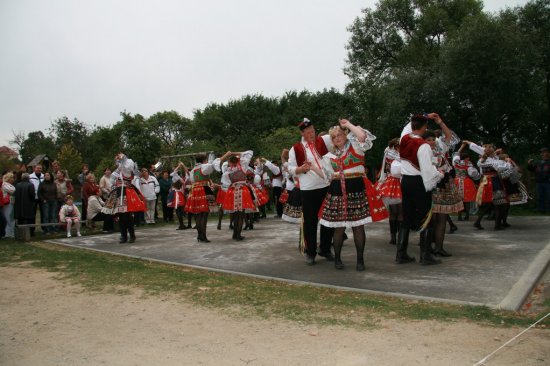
[
  {"left": 293, "top": 137, "right": 329, "bottom": 166},
  {"left": 400, "top": 134, "right": 426, "bottom": 170}
]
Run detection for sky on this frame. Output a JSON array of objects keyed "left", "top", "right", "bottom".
[{"left": 0, "top": 0, "right": 532, "bottom": 150}]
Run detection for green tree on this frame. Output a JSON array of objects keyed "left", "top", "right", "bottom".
[
  {"left": 57, "top": 144, "right": 83, "bottom": 181},
  {"left": 117, "top": 112, "right": 162, "bottom": 168}
]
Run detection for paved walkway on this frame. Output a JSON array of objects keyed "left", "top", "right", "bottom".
[{"left": 48, "top": 216, "right": 550, "bottom": 311}]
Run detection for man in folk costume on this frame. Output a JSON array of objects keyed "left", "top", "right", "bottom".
[
  {"left": 288, "top": 118, "right": 335, "bottom": 265},
  {"left": 102, "top": 153, "right": 146, "bottom": 243},
  {"left": 398, "top": 114, "right": 444, "bottom": 265},
  {"left": 270, "top": 160, "right": 284, "bottom": 218}
]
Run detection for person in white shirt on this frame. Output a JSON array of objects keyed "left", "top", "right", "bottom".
[
  {"left": 288, "top": 118, "right": 335, "bottom": 265},
  {"left": 29, "top": 164, "right": 44, "bottom": 234},
  {"left": 139, "top": 168, "right": 160, "bottom": 224},
  {"left": 398, "top": 113, "right": 444, "bottom": 265}
]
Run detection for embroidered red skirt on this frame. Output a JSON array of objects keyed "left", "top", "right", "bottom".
[
  {"left": 223, "top": 183, "right": 256, "bottom": 212},
  {"left": 167, "top": 190, "right": 185, "bottom": 208},
  {"left": 377, "top": 175, "right": 402, "bottom": 205},
  {"left": 216, "top": 189, "right": 227, "bottom": 205},
  {"left": 185, "top": 184, "right": 216, "bottom": 213},
  {"left": 103, "top": 185, "right": 146, "bottom": 214},
  {"left": 454, "top": 176, "right": 477, "bottom": 202}
]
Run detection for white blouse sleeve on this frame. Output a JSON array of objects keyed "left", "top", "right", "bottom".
[
  {"left": 469, "top": 142, "right": 485, "bottom": 156},
  {"left": 418, "top": 144, "right": 443, "bottom": 191},
  {"left": 348, "top": 127, "right": 376, "bottom": 152}
]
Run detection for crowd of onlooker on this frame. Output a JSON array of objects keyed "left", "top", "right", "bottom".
[{"left": 0, "top": 160, "right": 117, "bottom": 239}]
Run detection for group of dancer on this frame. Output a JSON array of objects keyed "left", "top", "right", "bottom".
[
  {"left": 99, "top": 113, "right": 528, "bottom": 270},
  {"left": 377, "top": 113, "right": 528, "bottom": 265}
]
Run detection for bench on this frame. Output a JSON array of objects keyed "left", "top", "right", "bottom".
[{"left": 15, "top": 223, "right": 65, "bottom": 241}]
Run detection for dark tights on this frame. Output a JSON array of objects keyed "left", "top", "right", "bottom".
[
  {"left": 433, "top": 213, "right": 447, "bottom": 252},
  {"left": 476, "top": 203, "right": 506, "bottom": 229},
  {"left": 232, "top": 211, "right": 245, "bottom": 240},
  {"left": 195, "top": 212, "right": 209, "bottom": 241},
  {"left": 333, "top": 226, "right": 366, "bottom": 266}
]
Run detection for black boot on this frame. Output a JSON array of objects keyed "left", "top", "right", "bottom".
[
  {"left": 176, "top": 214, "right": 185, "bottom": 230},
  {"left": 395, "top": 228, "right": 415, "bottom": 263},
  {"left": 420, "top": 228, "right": 441, "bottom": 265},
  {"left": 389, "top": 220, "right": 397, "bottom": 245}
]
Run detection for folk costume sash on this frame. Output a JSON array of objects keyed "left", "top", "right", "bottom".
[{"left": 293, "top": 136, "right": 329, "bottom": 168}]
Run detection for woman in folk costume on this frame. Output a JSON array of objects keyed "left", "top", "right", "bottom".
[
  {"left": 102, "top": 153, "right": 146, "bottom": 243},
  {"left": 185, "top": 153, "right": 217, "bottom": 242},
  {"left": 169, "top": 162, "right": 189, "bottom": 230},
  {"left": 464, "top": 141, "right": 513, "bottom": 230},
  {"left": 280, "top": 149, "right": 302, "bottom": 224},
  {"left": 453, "top": 142, "right": 481, "bottom": 221},
  {"left": 422, "top": 118, "right": 463, "bottom": 257},
  {"left": 376, "top": 137, "right": 403, "bottom": 245},
  {"left": 319, "top": 119, "right": 386, "bottom": 271},
  {"left": 498, "top": 152, "right": 528, "bottom": 228},
  {"left": 221, "top": 151, "right": 257, "bottom": 241}
]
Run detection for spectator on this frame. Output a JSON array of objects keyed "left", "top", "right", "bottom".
[
  {"left": 37, "top": 172, "right": 58, "bottom": 234},
  {"left": 14, "top": 173, "right": 36, "bottom": 236},
  {"left": 157, "top": 169, "right": 174, "bottom": 222},
  {"left": 82, "top": 173, "right": 99, "bottom": 224},
  {"left": 0, "top": 174, "right": 6, "bottom": 239},
  {"left": 51, "top": 160, "right": 70, "bottom": 180},
  {"left": 2, "top": 172, "right": 16, "bottom": 238},
  {"left": 99, "top": 167, "right": 113, "bottom": 200},
  {"left": 29, "top": 164, "right": 44, "bottom": 235},
  {"left": 55, "top": 170, "right": 74, "bottom": 218},
  {"left": 87, "top": 187, "right": 114, "bottom": 233},
  {"left": 77, "top": 163, "right": 90, "bottom": 220},
  {"left": 528, "top": 147, "right": 550, "bottom": 214},
  {"left": 59, "top": 195, "right": 81, "bottom": 238},
  {"left": 139, "top": 168, "right": 160, "bottom": 224},
  {"left": 15, "top": 163, "right": 27, "bottom": 183}
]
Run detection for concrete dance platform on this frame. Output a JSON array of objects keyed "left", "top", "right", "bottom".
[{"left": 48, "top": 216, "right": 550, "bottom": 311}]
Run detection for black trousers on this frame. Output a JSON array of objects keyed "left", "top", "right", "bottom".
[
  {"left": 300, "top": 187, "right": 334, "bottom": 257},
  {"left": 401, "top": 175, "right": 433, "bottom": 231},
  {"left": 91, "top": 212, "right": 115, "bottom": 231},
  {"left": 117, "top": 212, "right": 135, "bottom": 240},
  {"left": 272, "top": 186, "right": 283, "bottom": 217}
]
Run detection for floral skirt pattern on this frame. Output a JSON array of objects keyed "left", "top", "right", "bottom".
[
  {"left": 282, "top": 188, "right": 302, "bottom": 224},
  {"left": 102, "top": 185, "right": 146, "bottom": 215},
  {"left": 432, "top": 173, "right": 464, "bottom": 214},
  {"left": 223, "top": 183, "right": 257, "bottom": 213},
  {"left": 377, "top": 175, "right": 402, "bottom": 205},
  {"left": 319, "top": 177, "right": 373, "bottom": 228}
]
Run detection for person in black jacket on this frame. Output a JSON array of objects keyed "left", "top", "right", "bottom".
[
  {"left": 528, "top": 147, "right": 550, "bottom": 214},
  {"left": 14, "top": 173, "right": 36, "bottom": 236},
  {"left": 38, "top": 172, "right": 58, "bottom": 234}
]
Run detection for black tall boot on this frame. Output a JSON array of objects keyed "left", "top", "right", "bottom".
[
  {"left": 176, "top": 213, "right": 185, "bottom": 230},
  {"left": 355, "top": 239, "right": 365, "bottom": 271},
  {"left": 389, "top": 220, "right": 397, "bottom": 245},
  {"left": 334, "top": 237, "right": 344, "bottom": 270},
  {"left": 395, "top": 227, "right": 415, "bottom": 263},
  {"left": 420, "top": 228, "right": 440, "bottom": 265}
]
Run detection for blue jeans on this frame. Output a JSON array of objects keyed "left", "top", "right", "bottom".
[
  {"left": 536, "top": 181, "right": 550, "bottom": 213},
  {"left": 41, "top": 200, "right": 58, "bottom": 232}
]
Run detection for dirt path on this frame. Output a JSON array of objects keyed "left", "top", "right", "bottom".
[{"left": 0, "top": 265, "right": 548, "bottom": 366}]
